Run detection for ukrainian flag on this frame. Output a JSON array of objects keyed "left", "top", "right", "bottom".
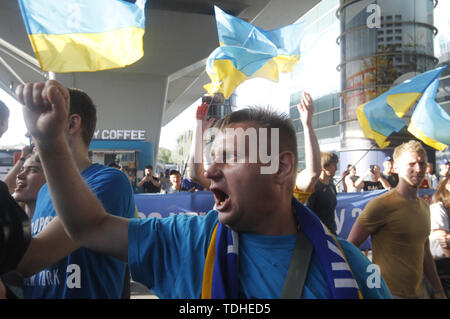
[
  {"left": 356, "top": 66, "right": 446, "bottom": 148},
  {"left": 18, "top": 0, "right": 147, "bottom": 73},
  {"left": 204, "top": 6, "right": 304, "bottom": 99},
  {"left": 408, "top": 77, "right": 450, "bottom": 151}
]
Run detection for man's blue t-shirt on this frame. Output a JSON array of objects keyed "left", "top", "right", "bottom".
[
  {"left": 24, "top": 164, "right": 135, "bottom": 299},
  {"left": 128, "top": 211, "right": 392, "bottom": 299}
]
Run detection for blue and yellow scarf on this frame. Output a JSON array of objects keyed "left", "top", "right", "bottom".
[{"left": 201, "top": 197, "right": 362, "bottom": 299}]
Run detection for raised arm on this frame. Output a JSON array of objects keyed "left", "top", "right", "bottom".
[
  {"left": 16, "top": 80, "right": 129, "bottom": 262},
  {"left": 187, "top": 102, "right": 214, "bottom": 189},
  {"left": 377, "top": 173, "right": 391, "bottom": 189},
  {"left": 295, "top": 92, "right": 320, "bottom": 192}
]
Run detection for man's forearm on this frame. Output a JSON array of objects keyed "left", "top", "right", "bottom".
[
  {"left": 187, "top": 122, "right": 211, "bottom": 188},
  {"left": 378, "top": 176, "right": 391, "bottom": 189},
  {"left": 299, "top": 124, "right": 320, "bottom": 191},
  {"left": 423, "top": 243, "right": 446, "bottom": 298}
]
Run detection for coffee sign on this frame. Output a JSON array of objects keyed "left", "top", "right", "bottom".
[{"left": 93, "top": 129, "right": 146, "bottom": 140}]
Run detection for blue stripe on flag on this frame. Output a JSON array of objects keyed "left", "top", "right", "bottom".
[{"left": 18, "top": 0, "right": 146, "bottom": 35}]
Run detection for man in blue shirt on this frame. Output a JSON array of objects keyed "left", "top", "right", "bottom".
[
  {"left": 17, "top": 80, "right": 392, "bottom": 299},
  {"left": 15, "top": 86, "right": 135, "bottom": 298}
]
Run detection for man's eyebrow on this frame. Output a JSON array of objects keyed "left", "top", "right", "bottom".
[{"left": 24, "top": 165, "right": 42, "bottom": 170}]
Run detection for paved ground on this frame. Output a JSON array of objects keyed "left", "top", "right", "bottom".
[{"left": 130, "top": 280, "right": 158, "bottom": 299}]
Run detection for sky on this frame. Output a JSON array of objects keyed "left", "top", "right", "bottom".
[
  {"left": 158, "top": 76, "right": 291, "bottom": 150},
  {"left": 0, "top": 88, "right": 29, "bottom": 148}
]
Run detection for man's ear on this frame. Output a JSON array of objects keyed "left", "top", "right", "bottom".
[
  {"left": 67, "top": 114, "right": 82, "bottom": 136},
  {"left": 274, "top": 151, "right": 295, "bottom": 185}
]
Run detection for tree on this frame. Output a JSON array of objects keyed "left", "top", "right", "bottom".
[{"left": 158, "top": 147, "right": 173, "bottom": 164}]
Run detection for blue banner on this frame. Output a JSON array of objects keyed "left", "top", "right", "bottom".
[
  {"left": 134, "top": 191, "right": 215, "bottom": 219},
  {"left": 134, "top": 189, "right": 435, "bottom": 251}
]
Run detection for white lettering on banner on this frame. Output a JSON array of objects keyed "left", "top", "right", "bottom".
[
  {"left": 66, "top": 264, "right": 81, "bottom": 289},
  {"left": 137, "top": 212, "right": 147, "bottom": 219},
  {"left": 351, "top": 207, "right": 363, "bottom": 218},
  {"left": 335, "top": 209, "right": 345, "bottom": 235},
  {"left": 136, "top": 211, "right": 209, "bottom": 219},
  {"left": 95, "top": 129, "right": 146, "bottom": 140},
  {"left": 147, "top": 212, "right": 162, "bottom": 218},
  {"left": 334, "top": 207, "right": 363, "bottom": 235}
]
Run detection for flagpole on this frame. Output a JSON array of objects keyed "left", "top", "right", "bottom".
[{"left": 335, "top": 144, "right": 378, "bottom": 187}]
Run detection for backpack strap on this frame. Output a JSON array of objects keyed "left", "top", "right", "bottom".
[{"left": 280, "top": 230, "right": 313, "bottom": 299}]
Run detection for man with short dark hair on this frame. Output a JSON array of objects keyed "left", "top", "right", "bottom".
[
  {"left": 381, "top": 156, "right": 399, "bottom": 188},
  {"left": 15, "top": 82, "right": 135, "bottom": 298},
  {"left": 19, "top": 80, "right": 391, "bottom": 299},
  {"left": 355, "top": 164, "right": 391, "bottom": 191},
  {"left": 163, "top": 170, "right": 192, "bottom": 194},
  {"left": 137, "top": 164, "right": 160, "bottom": 193},
  {"left": 306, "top": 152, "right": 339, "bottom": 234}
]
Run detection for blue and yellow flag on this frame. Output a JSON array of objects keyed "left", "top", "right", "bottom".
[
  {"left": 204, "top": 6, "right": 304, "bottom": 99},
  {"left": 18, "top": 0, "right": 147, "bottom": 73},
  {"left": 408, "top": 77, "right": 450, "bottom": 151},
  {"left": 356, "top": 66, "right": 446, "bottom": 148}
]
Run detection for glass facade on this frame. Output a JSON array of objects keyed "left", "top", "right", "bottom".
[
  {"left": 434, "top": 0, "right": 450, "bottom": 162},
  {"left": 288, "top": 0, "right": 341, "bottom": 170},
  {"left": 289, "top": 0, "right": 448, "bottom": 182},
  {"left": 338, "top": 0, "right": 437, "bottom": 151}
]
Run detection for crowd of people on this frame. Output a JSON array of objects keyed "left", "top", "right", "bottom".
[{"left": 0, "top": 80, "right": 449, "bottom": 300}]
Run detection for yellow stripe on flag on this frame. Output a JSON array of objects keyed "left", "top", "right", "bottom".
[
  {"left": 408, "top": 121, "right": 448, "bottom": 151},
  {"left": 29, "top": 27, "right": 145, "bottom": 72},
  {"left": 387, "top": 92, "right": 422, "bottom": 118},
  {"left": 356, "top": 103, "right": 390, "bottom": 148},
  {"left": 204, "top": 59, "right": 248, "bottom": 98}
]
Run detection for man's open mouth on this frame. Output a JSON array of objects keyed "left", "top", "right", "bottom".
[
  {"left": 15, "top": 183, "right": 26, "bottom": 191},
  {"left": 211, "top": 188, "right": 230, "bottom": 209}
]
